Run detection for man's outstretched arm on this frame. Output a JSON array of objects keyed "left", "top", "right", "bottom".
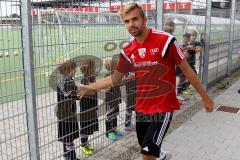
[
  {"left": 178, "top": 60, "right": 214, "bottom": 112},
  {"left": 76, "top": 70, "right": 125, "bottom": 98}
]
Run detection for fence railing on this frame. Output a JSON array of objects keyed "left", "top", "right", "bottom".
[{"left": 0, "top": 0, "right": 240, "bottom": 159}]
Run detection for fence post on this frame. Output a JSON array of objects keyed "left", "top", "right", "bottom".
[
  {"left": 156, "top": 0, "right": 164, "bottom": 30},
  {"left": 227, "top": 0, "right": 236, "bottom": 76},
  {"left": 21, "top": 0, "right": 40, "bottom": 159},
  {"left": 202, "top": 0, "right": 212, "bottom": 90}
]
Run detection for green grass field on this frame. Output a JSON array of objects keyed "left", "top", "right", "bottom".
[
  {"left": 0, "top": 25, "right": 131, "bottom": 104},
  {"left": 0, "top": 25, "right": 184, "bottom": 104}
]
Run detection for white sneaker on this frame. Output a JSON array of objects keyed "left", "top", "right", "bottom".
[{"left": 160, "top": 150, "right": 172, "bottom": 160}]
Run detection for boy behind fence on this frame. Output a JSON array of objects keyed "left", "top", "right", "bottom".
[
  {"left": 104, "top": 58, "right": 125, "bottom": 141},
  {"left": 124, "top": 72, "right": 136, "bottom": 131},
  {"left": 177, "top": 33, "right": 191, "bottom": 98},
  {"left": 56, "top": 61, "right": 80, "bottom": 160},
  {"left": 79, "top": 59, "right": 99, "bottom": 155}
]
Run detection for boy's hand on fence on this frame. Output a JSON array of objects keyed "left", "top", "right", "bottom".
[
  {"left": 105, "top": 87, "right": 111, "bottom": 91},
  {"left": 188, "top": 45, "right": 196, "bottom": 51},
  {"left": 183, "top": 51, "right": 189, "bottom": 59},
  {"left": 196, "top": 46, "right": 203, "bottom": 52},
  {"left": 202, "top": 96, "right": 214, "bottom": 112}
]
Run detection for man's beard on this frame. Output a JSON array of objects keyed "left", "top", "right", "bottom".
[
  {"left": 129, "top": 27, "right": 142, "bottom": 37},
  {"left": 132, "top": 30, "right": 142, "bottom": 37}
]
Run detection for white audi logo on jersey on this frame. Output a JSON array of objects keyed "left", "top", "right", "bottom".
[{"left": 150, "top": 48, "right": 159, "bottom": 54}]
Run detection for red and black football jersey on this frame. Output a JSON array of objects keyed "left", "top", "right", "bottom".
[{"left": 116, "top": 29, "right": 185, "bottom": 114}]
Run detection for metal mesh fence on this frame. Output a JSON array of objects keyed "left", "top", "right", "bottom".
[
  {"left": 31, "top": 1, "right": 131, "bottom": 160},
  {"left": 0, "top": 0, "right": 30, "bottom": 159},
  {"left": 208, "top": 1, "right": 231, "bottom": 83},
  {"left": 0, "top": 0, "right": 239, "bottom": 160},
  {"left": 163, "top": 0, "right": 207, "bottom": 100},
  {"left": 232, "top": 1, "right": 240, "bottom": 71}
]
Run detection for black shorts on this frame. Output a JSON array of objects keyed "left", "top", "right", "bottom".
[
  {"left": 176, "top": 66, "right": 182, "bottom": 76},
  {"left": 106, "top": 104, "right": 119, "bottom": 118},
  {"left": 80, "top": 119, "right": 99, "bottom": 136},
  {"left": 190, "top": 64, "right": 197, "bottom": 74},
  {"left": 136, "top": 112, "right": 173, "bottom": 158},
  {"left": 58, "top": 121, "right": 79, "bottom": 143}
]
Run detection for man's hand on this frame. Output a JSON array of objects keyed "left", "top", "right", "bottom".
[
  {"left": 76, "top": 84, "right": 90, "bottom": 98},
  {"left": 202, "top": 96, "right": 214, "bottom": 112}
]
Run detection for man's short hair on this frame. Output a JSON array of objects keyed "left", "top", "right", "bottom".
[{"left": 119, "top": 3, "right": 145, "bottom": 18}]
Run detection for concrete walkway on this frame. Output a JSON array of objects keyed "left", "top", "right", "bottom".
[
  {"left": 137, "top": 78, "right": 240, "bottom": 160},
  {"left": 1, "top": 76, "right": 239, "bottom": 160}
]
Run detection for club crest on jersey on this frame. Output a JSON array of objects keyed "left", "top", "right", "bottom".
[{"left": 138, "top": 48, "right": 146, "bottom": 58}]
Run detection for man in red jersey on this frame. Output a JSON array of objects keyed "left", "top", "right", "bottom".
[{"left": 77, "top": 3, "right": 213, "bottom": 160}]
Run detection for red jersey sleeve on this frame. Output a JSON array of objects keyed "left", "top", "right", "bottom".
[
  {"left": 115, "top": 54, "right": 132, "bottom": 73},
  {"left": 170, "top": 40, "right": 185, "bottom": 64}
]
